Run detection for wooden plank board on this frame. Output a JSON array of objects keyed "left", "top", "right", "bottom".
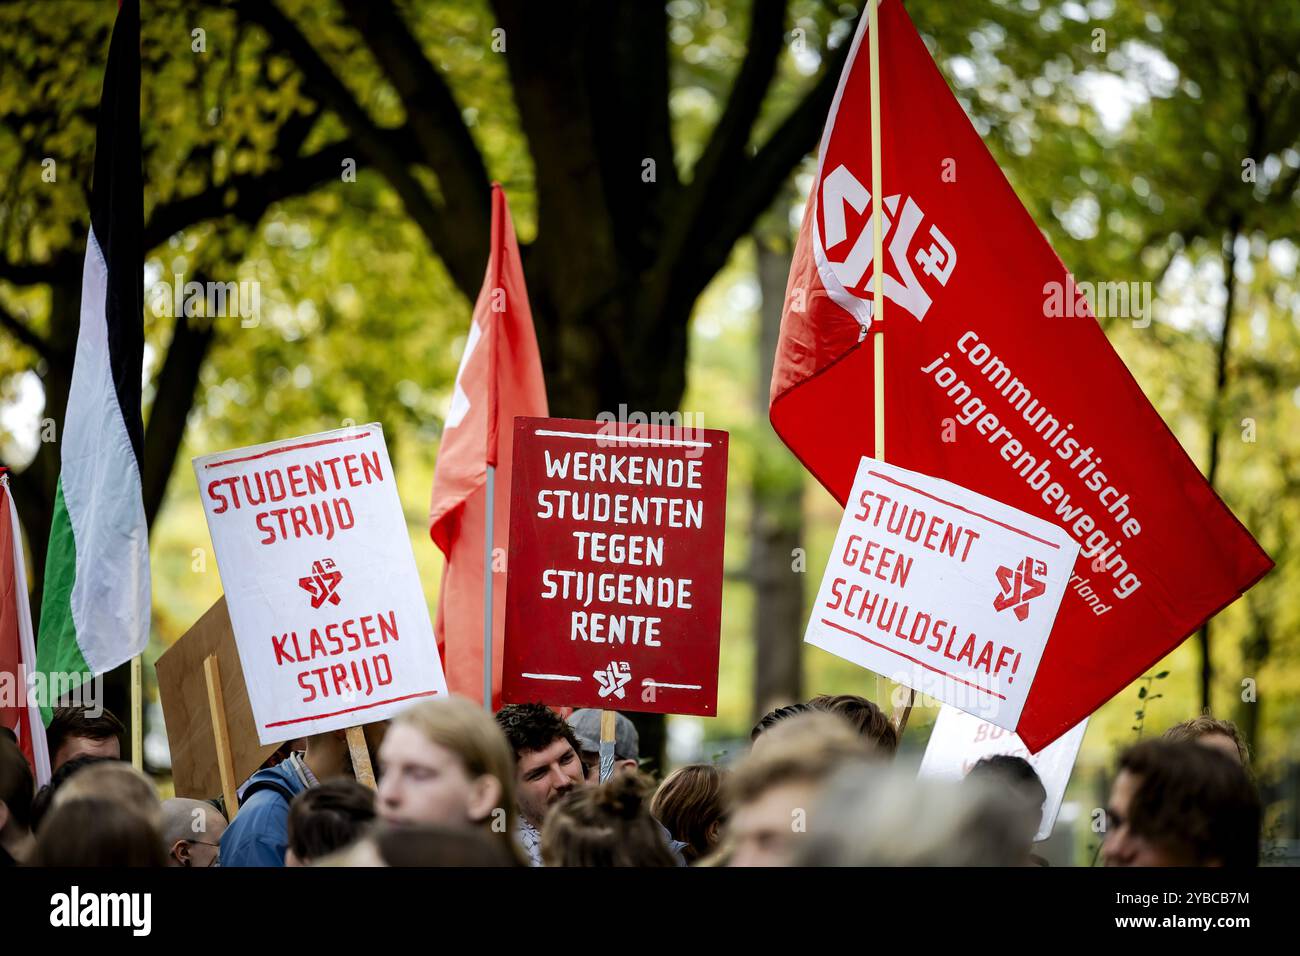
[{"left": 156, "top": 596, "right": 278, "bottom": 798}]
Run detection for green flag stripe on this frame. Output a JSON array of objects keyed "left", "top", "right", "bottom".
[{"left": 35, "top": 479, "right": 91, "bottom": 724}]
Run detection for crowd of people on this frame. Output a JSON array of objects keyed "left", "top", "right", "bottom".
[{"left": 0, "top": 696, "right": 1262, "bottom": 867}]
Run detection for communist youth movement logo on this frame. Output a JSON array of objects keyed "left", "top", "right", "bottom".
[
  {"left": 593, "top": 661, "right": 632, "bottom": 700},
  {"left": 994, "top": 556, "right": 1047, "bottom": 622},
  {"left": 299, "top": 558, "right": 342, "bottom": 609},
  {"left": 817, "top": 164, "right": 957, "bottom": 322}
]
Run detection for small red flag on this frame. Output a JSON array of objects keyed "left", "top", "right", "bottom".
[
  {"left": 0, "top": 475, "right": 52, "bottom": 784},
  {"left": 429, "top": 185, "right": 548, "bottom": 708}
]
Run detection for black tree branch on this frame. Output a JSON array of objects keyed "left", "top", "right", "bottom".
[
  {"left": 660, "top": 0, "right": 789, "bottom": 273},
  {"left": 0, "top": 300, "right": 49, "bottom": 357},
  {"left": 233, "top": 0, "right": 484, "bottom": 299},
  {"left": 337, "top": 0, "right": 491, "bottom": 251},
  {"left": 671, "top": 5, "right": 862, "bottom": 315}
]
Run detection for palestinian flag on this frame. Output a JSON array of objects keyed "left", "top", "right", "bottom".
[{"left": 35, "top": 0, "right": 149, "bottom": 721}]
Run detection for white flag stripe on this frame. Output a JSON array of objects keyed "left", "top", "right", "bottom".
[
  {"left": 62, "top": 228, "right": 151, "bottom": 674},
  {"left": 445, "top": 317, "right": 483, "bottom": 431}
]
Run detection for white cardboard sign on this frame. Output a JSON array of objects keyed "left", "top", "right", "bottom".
[
  {"left": 805, "top": 457, "right": 1078, "bottom": 729},
  {"left": 918, "top": 705, "right": 1088, "bottom": 841},
  {"left": 193, "top": 424, "right": 447, "bottom": 744}
]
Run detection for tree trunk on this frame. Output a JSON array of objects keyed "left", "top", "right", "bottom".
[
  {"left": 1197, "top": 222, "right": 1242, "bottom": 713},
  {"left": 750, "top": 236, "right": 804, "bottom": 722},
  {"left": 1235, "top": 597, "right": 1268, "bottom": 757},
  {"left": 11, "top": 276, "right": 81, "bottom": 613}
]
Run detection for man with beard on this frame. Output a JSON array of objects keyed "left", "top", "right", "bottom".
[{"left": 495, "top": 703, "right": 586, "bottom": 866}]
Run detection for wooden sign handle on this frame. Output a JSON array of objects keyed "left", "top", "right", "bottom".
[
  {"left": 130, "top": 655, "right": 144, "bottom": 771},
  {"left": 346, "top": 725, "right": 376, "bottom": 789},
  {"left": 598, "top": 710, "right": 617, "bottom": 783},
  {"left": 892, "top": 687, "right": 916, "bottom": 736},
  {"left": 202, "top": 655, "right": 240, "bottom": 821}
]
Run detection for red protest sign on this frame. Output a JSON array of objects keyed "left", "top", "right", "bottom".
[{"left": 501, "top": 417, "right": 728, "bottom": 715}]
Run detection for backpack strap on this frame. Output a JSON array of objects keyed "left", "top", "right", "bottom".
[{"left": 239, "top": 776, "right": 296, "bottom": 807}]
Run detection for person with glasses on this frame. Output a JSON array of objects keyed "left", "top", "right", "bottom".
[{"left": 161, "top": 797, "right": 227, "bottom": 867}]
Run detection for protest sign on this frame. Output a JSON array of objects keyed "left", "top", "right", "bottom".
[
  {"left": 919, "top": 704, "right": 1088, "bottom": 841},
  {"left": 193, "top": 425, "right": 447, "bottom": 744},
  {"left": 806, "top": 456, "right": 1079, "bottom": 730},
  {"left": 155, "top": 596, "right": 277, "bottom": 799},
  {"left": 501, "top": 417, "right": 727, "bottom": 715}
]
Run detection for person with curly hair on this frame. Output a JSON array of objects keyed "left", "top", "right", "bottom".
[
  {"left": 1162, "top": 714, "right": 1250, "bottom": 766},
  {"left": 495, "top": 703, "right": 587, "bottom": 866}
]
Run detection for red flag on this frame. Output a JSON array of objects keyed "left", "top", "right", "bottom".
[
  {"left": 771, "top": 0, "right": 1272, "bottom": 751},
  {"left": 0, "top": 474, "right": 52, "bottom": 785},
  {"left": 430, "top": 184, "right": 548, "bottom": 708}
]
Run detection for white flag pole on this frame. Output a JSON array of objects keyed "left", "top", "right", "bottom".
[
  {"left": 868, "top": 0, "right": 914, "bottom": 734},
  {"left": 870, "top": 0, "right": 885, "bottom": 463}
]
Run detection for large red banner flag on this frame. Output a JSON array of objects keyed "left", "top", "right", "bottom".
[
  {"left": 771, "top": 0, "right": 1272, "bottom": 751},
  {"left": 429, "top": 184, "right": 548, "bottom": 707},
  {"left": 0, "top": 473, "right": 52, "bottom": 785}
]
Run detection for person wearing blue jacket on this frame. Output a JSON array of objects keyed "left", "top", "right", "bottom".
[{"left": 220, "top": 725, "right": 385, "bottom": 867}]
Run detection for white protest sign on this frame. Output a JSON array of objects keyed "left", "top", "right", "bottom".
[
  {"left": 193, "top": 424, "right": 447, "bottom": 744},
  {"left": 806, "top": 456, "right": 1079, "bottom": 729},
  {"left": 918, "top": 705, "right": 1088, "bottom": 841}
]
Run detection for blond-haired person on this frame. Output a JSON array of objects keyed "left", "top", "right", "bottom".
[{"left": 376, "top": 696, "right": 520, "bottom": 859}]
